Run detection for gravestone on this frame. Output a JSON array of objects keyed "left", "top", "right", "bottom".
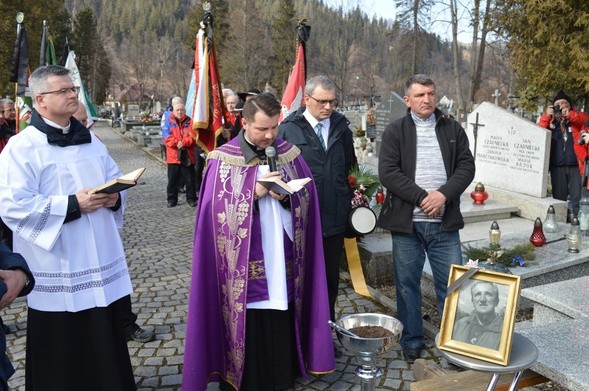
[
  {"left": 466, "top": 102, "right": 550, "bottom": 197},
  {"left": 342, "top": 109, "right": 362, "bottom": 132},
  {"left": 375, "top": 91, "right": 406, "bottom": 155},
  {"left": 125, "top": 104, "right": 141, "bottom": 120}
]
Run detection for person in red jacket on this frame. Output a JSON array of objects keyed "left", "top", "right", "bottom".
[
  {"left": 579, "top": 122, "right": 589, "bottom": 189},
  {"left": 538, "top": 91, "right": 589, "bottom": 219},
  {"left": 164, "top": 102, "right": 198, "bottom": 207}
]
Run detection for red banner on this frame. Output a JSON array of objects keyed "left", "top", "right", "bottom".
[
  {"left": 192, "top": 32, "right": 225, "bottom": 154},
  {"left": 280, "top": 43, "right": 306, "bottom": 122}
]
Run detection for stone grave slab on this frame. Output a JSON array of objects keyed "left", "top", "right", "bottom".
[
  {"left": 520, "top": 275, "right": 589, "bottom": 325},
  {"left": 466, "top": 102, "right": 550, "bottom": 197},
  {"left": 516, "top": 318, "right": 589, "bottom": 391},
  {"left": 463, "top": 229, "right": 589, "bottom": 289},
  {"left": 420, "top": 220, "right": 589, "bottom": 306},
  {"left": 374, "top": 91, "right": 406, "bottom": 156}
]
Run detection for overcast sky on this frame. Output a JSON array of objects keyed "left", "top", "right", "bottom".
[
  {"left": 324, "top": 0, "right": 397, "bottom": 22},
  {"left": 324, "top": 0, "right": 472, "bottom": 42}
]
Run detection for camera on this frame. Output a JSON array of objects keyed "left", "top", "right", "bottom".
[
  {"left": 579, "top": 131, "right": 588, "bottom": 145},
  {"left": 553, "top": 104, "right": 562, "bottom": 116}
]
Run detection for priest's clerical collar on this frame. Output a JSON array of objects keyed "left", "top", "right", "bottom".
[
  {"left": 241, "top": 131, "right": 260, "bottom": 152},
  {"left": 239, "top": 130, "right": 269, "bottom": 163},
  {"left": 42, "top": 117, "right": 71, "bottom": 134},
  {"left": 29, "top": 109, "right": 91, "bottom": 147},
  {"left": 243, "top": 132, "right": 255, "bottom": 148}
]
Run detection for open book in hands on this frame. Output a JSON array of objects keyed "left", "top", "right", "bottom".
[
  {"left": 258, "top": 176, "right": 312, "bottom": 195},
  {"left": 89, "top": 167, "right": 146, "bottom": 194}
]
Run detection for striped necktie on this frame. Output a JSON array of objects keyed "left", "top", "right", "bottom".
[{"left": 315, "top": 122, "right": 326, "bottom": 150}]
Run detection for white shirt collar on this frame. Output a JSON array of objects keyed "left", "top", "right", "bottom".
[
  {"left": 303, "top": 109, "right": 330, "bottom": 130},
  {"left": 411, "top": 111, "right": 436, "bottom": 125},
  {"left": 42, "top": 117, "right": 71, "bottom": 134}
]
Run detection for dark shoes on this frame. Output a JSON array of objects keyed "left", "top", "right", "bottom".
[
  {"left": 167, "top": 201, "right": 177, "bottom": 208},
  {"left": 126, "top": 327, "right": 155, "bottom": 343},
  {"left": 403, "top": 345, "right": 423, "bottom": 363},
  {"left": 187, "top": 201, "right": 197, "bottom": 207}
]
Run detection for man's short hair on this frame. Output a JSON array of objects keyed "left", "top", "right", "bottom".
[
  {"left": 29, "top": 65, "right": 71, "bottom": 98},
  {"left": 305, "top": 75, "right": 336, "bottom": 95},
  {"left": 2, "top": 99, "right": 14, "bottom": 106},
  {"left": 242, "top": 93, "right": 281, "bottom": 122},
  {"left": 171, "top": 96, "right": 184, "bottom": 106},
  {"left": 172, "top": 101, "right": 185, "bottom": 110},
  {"left": 470, "top": 281, "right": 499, "bottom": 301},
  {"left": 404, "top": 74, "right": 435, "bottom": 95}
]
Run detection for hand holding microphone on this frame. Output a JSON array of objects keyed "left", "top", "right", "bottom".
[
  {"left": 265, "top": 146, "right": 277, "bottom": 172},
  {"left": 257, "top": 146, "right": 285, "bottom": 201}
]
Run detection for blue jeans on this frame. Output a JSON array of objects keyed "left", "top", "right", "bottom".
[{"left": 391, "top": 222, "right": 463, "bottom": 349}]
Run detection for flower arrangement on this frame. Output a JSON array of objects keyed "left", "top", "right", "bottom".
[
  {"left": 463, "top": 243, "right": 536, "bottom": 267},
  {"left": 366, "top": 108, "right": 376, "bottom": 127},
  {"left": 348, "top": 165, "right": 380, "bottom": 208},
  {"left": 139, "top": 111, "right": 157, "bottom": 123}
]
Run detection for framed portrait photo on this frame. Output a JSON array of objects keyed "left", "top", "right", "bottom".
[{"left": 437, "top": 265, "right": 522, "bottom": 366}]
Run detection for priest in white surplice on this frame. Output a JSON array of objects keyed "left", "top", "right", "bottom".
[{"left": 0, "top": 65, "right": 136, "bottom": 390}]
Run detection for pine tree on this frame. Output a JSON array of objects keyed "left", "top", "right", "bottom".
[
  {"left": 270, "top": 0, "right": 296, "bottom": 95},
  {"left": 72, "top": 7, "right": 111, "bottom": 104},
  {"left": 492, "top": 0, "right": 589, "bottom": 108},
  {"left": 186, "top": 0, "right": 230, "bottom": 55}
]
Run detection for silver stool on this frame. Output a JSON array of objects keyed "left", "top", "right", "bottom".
[{"left": 435, "top": 333, "right": 538, "bottom": 391}]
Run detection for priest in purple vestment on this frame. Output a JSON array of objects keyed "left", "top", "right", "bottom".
[{"left": 182, "top": 93, "right": 335, "bottom": 390}]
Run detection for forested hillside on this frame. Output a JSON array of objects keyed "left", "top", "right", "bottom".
[{"left": 1, "top": 0, "right": 461, "bottom": 107}]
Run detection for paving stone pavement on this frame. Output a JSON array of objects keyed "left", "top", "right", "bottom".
[{"left": 5, "top": 123, "right": 441, "bottom": 391}]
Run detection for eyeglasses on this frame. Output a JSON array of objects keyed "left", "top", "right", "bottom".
[
  {"left": 39, "top": 86, "right": 80, "bottom": 96},
  {"left": 307, "top": 95, "right": 338, "bottom": 107}
]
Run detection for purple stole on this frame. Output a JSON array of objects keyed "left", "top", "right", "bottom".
[{"left": 182, "top": 137, "right": 335, "bottom": 390}]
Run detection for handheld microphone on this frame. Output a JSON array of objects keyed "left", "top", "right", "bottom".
[{"left": 265, "top": 146, "right": 277, "bottom": 172}]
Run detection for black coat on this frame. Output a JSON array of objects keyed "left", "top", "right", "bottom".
[
  {"left": 377, "top": 109, "right": 475, "bottom": 233},
  {"left": 279, "top": 108, "right": 356, "bottom": 237}
]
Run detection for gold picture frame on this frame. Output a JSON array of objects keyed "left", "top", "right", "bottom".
[{"left": 438, "top": 265, "right": 522, "bottom": 365}]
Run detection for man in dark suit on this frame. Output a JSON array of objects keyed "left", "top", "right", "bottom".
[{"left": 279, "top": 75, "right": 356, "bottom": 330}]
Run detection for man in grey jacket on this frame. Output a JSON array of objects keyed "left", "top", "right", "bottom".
[
  {"left": 377, "top": 74, "right": 475, "bottom": 362},
  {"left": 278, "top": 76, "right": 356, "bottom": 333}
]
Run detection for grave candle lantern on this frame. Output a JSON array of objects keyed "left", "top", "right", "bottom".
[
  {"left": 529, "top": 217, "right": 546, "bottom": 247},
  {"left": 470, "top": 182, "right": 488, "bottom": 204},
  {"left": 489, "top": 221, "right": 501, "bottom": 248},
  {"left": 543, "top": 204, "right": 559, "bottom": 233},
  {"left": 567, "top": 217, "right": 581, "bottom": 253},
  {"left": 578, "top": 196, "right": 589, "bottom": 236},
  {"left": 375, "top": 186, "right": 385, "bottom": 205}
]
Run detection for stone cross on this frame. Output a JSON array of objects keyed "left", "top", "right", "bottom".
[
  {"left": 387, "top": 93, "right": 396, "bottom": 112},
  {"left": 469, "top": 112, "right": 485, "bottom": 161},
  {"left": 492, "top": 89, "right": 501, "bottom": 106}
]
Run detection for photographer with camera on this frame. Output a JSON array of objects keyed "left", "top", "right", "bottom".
[{"left": 538, "top": 91, "right": 589, "bottom": 220}]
